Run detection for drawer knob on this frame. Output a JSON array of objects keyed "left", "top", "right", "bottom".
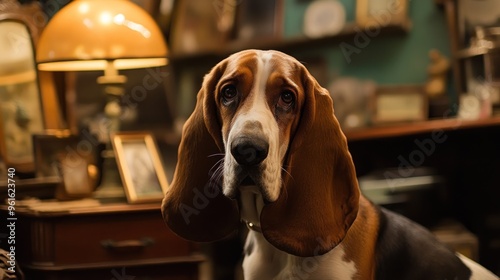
[{"left": 101, "top": 237, "right": 155, "bottom": 252}]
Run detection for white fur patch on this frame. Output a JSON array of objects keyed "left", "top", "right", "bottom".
[
  {"left": 222, "top": 50, "right": 282, "bottom": 202},
  {"left": 243, "top": 231, "right": 358, "bottom": 280},
  {"left": 457, "top": 253, "right": 498, "bottom": 279}
]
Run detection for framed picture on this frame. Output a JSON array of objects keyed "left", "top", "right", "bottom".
[
  {"left": 112, "top": 132, "right": 169, "bottom": 203},
  {"left": 356, "top": 0, "right": 411, "bottom": 30},
  {"left": 234, "top": 0, "right": 284, "bottom": 41},
  {"left": 33, "top": 130, "right": 98, "bottom": 199},
  {"left": 34, "top": 130, "right": 78, "bottom": 178},
  {"left": 329, "top": 77, "right": 376, "bottom": 129},
  {"left": 0, "top": 19, "right": 45, "bottom": 173},
  {"left": 371, "top": 85, "right": 428, "bottom": 124},
  {"left": 170, "top": 0, "right": 234, "bottom": 54}
]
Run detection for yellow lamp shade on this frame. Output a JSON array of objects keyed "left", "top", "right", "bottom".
[{"left": 37, "top": 0, "right": 168, "bottom": 71}]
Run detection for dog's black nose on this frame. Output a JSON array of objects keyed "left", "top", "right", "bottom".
[{"left": 231, "top": 137, "right": 269, "bottom": 166}]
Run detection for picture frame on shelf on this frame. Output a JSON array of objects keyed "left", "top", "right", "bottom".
[
  {"left": 371, "top": 85, "right": 428, "bottom": 124},
  {"left": 112, "top": 131, "right": 169, "bottom": 203},
  {"left": 356, "top": 0, "right": 411, "bottom": 30},
  {"left": 169, "top": 0, "right": 234, "bottom": 54},
  {"left": 234, "top": 0, "right": 284, "bottom": 42}
]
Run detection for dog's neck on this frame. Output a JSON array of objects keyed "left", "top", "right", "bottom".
[{"left": 238, "top": 185, "right": 265, "bottom": 231}]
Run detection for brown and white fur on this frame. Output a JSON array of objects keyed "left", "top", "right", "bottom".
[{"left": 162, "top": 50, "right": 498, "bottom": 280}]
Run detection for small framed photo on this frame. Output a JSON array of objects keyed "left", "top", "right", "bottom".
[
  {"left": 34, "top": 130, "right": 78, "bottom": 176},
  {"left": 356, "top": 0, "right": 411, "bottom": 30},
  {"left": 234, "top": 0, "right": 284, "bottom": 41},
  {"left": 371, "top": 85, "right": 428, "bottom": 124},
  {"left": 33, "top": 130, "right": 98, "bottom": 199},
  {"left": 112, "top": 132, "right": 169, "bottom": 203}
]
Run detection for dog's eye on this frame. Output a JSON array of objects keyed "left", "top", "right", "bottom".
[
  {"left": 278, "top": 90, "right": 295, "bottom": 110},
  {"left": 221, "top": 85, "right": 238, "bottom": 105}
]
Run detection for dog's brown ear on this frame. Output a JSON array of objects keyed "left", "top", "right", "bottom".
[
  {"left": 260, "top": 66, "right": 360, "bottom": 257},
  {"left": 162, "top": 62, "right": 239, "bottom": 242}
]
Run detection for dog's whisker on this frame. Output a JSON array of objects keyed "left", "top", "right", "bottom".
[
  {"left": 209, "top": 164, "right": 224, "bottom": 191},
  {"left": 213, "top": 170, "right": 225, "bottom": 192},
  {"left": 281, "top": 166, "right": 293, "bottom": 180},
  {"left": 208, "top": 157, "right": 225, "bottom": 175},
  {"left": 208, "top": 153, "right": 225, "bottom": 158}
]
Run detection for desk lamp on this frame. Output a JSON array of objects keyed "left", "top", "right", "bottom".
[{"left": 36, "top": 0, "right": 168, "bottom": 201}]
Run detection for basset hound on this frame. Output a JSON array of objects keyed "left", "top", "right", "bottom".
[{"left": 162, "top": 50, "right": 498, "bottom": 280}]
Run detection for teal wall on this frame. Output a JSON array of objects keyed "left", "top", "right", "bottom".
[{"left": 283, "top": 0, "right": 451, "bottom": 85}]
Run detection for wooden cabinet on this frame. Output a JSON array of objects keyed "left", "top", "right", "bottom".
[
  {"left": 345, "top": 117, "right": 500, "bottom": 274},
  {"left": 1, "top": 202, "right": 203, "bottom": 280}
]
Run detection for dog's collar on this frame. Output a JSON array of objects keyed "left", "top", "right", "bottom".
[{"left": 245, "top": 221, "right": 262, "bottom": 233}]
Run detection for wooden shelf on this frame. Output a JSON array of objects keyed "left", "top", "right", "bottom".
[
  {"left": 345, "top": 116, "right": 500, "bottom": 141},
  {"left": 169, "top": 23, "right": 409, "bottom": 64}
]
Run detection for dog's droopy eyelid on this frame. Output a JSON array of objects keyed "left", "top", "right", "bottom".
[{"left": 274, "top": 76, "right": 299, "bottom": 92}]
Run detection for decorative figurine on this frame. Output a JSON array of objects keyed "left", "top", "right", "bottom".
[{"left": 425, "top": 49, "right": 450, "bottom": 98}]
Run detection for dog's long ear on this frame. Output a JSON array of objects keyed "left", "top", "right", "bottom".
[
  {"left": 162, "top": 61, "right": 239, "bottom": 242},
  {"left": 260, "top": 66, "right": 360, "bottom": 257}
]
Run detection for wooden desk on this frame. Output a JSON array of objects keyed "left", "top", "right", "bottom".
[{"left": 1, "top": 201, "right": 204, "bottom": 280}]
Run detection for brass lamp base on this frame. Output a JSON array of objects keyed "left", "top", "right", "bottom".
[{"left": 93, "top": 149, "right": 126, "bottom": 203}]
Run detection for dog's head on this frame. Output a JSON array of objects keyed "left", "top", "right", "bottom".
[{"left": 162, "top": 50, "right": 360, "bottom": 257}]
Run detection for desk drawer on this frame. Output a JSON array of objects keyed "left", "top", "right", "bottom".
[{"left": 29, "top": 211, "right": 192, "bottom": 266}]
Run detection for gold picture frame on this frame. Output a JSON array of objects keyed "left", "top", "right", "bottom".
[
  {"left": 371, "top": 85, "right": 428, "bottom": 124},
  {"left": 0, "top": 1, "right": 48, "bottom": 173},
  {"left": 356, "top": 0, "right": 411, "bottom": 30},
  {"left": 112, "top": 132, "right": 169, "bottom": 203}
]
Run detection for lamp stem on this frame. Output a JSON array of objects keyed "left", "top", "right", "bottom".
[
  {"left": 104, "top": 60, "right": 118, "bottom": 77},
  {"left": 93, "top": 62, "right": 128, "bottom": 202}
]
